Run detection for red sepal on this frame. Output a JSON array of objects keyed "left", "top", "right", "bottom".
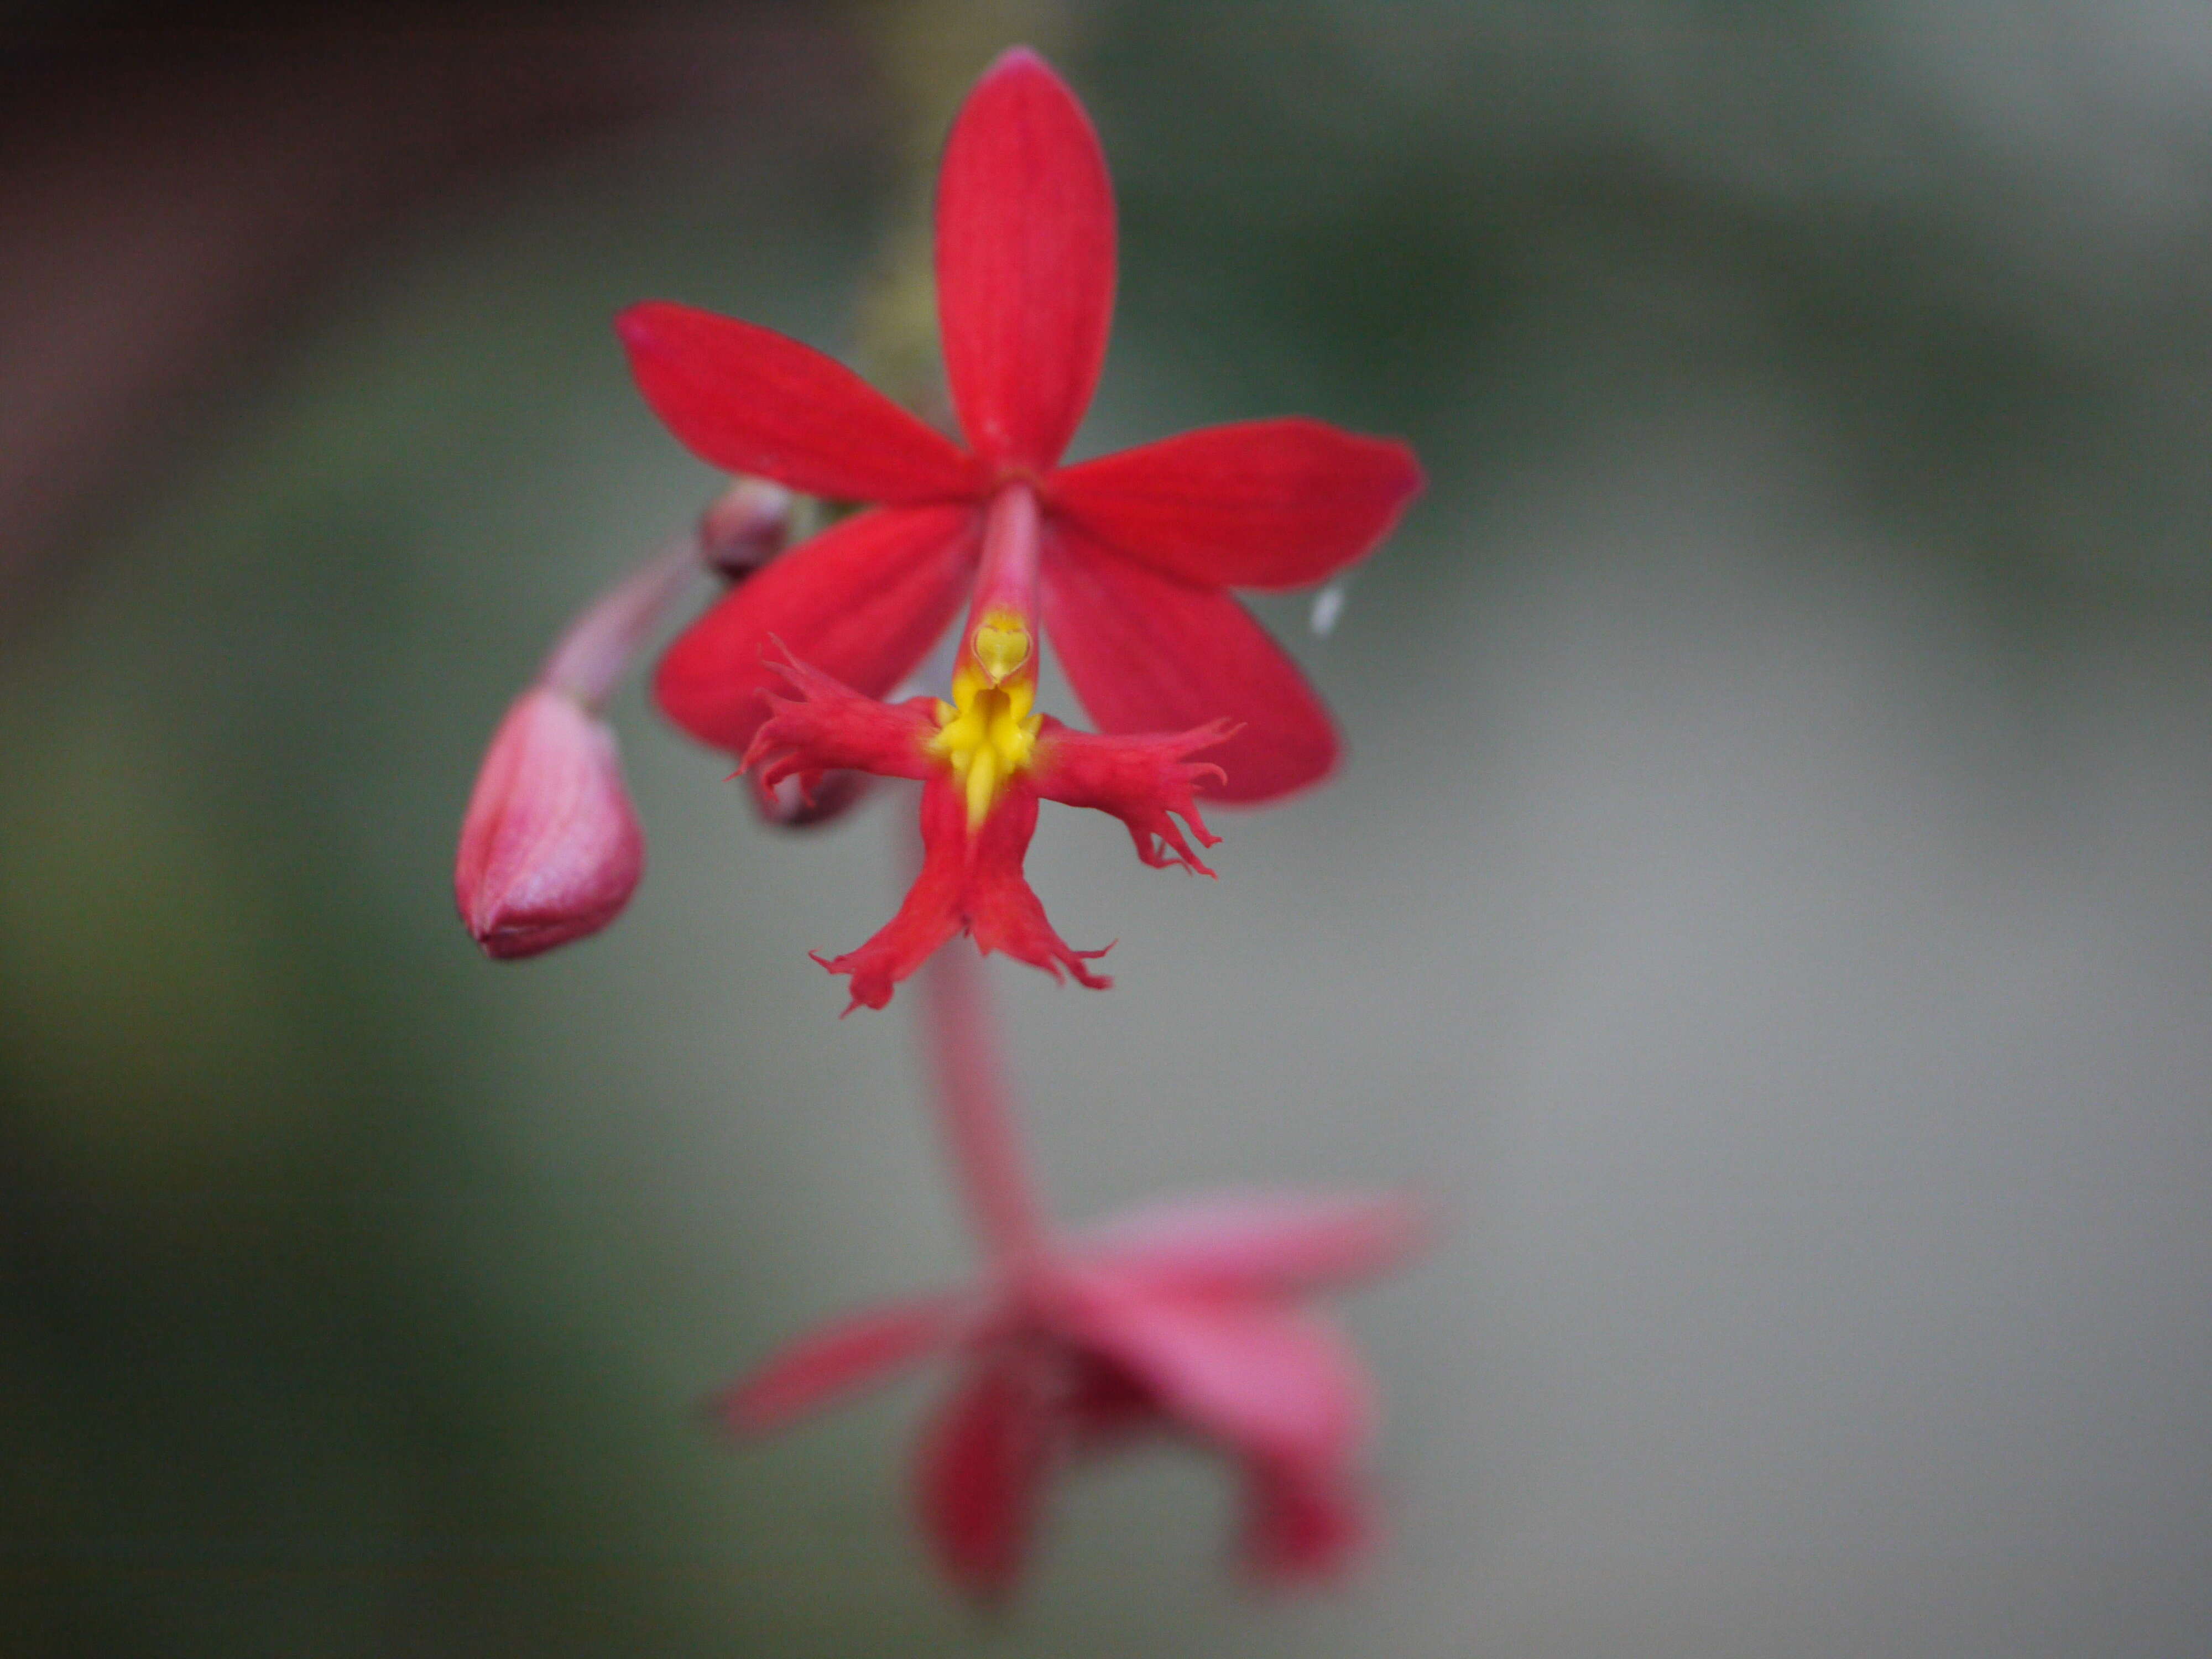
[
  {"left": 654, "top": 504, "right": 979, "bottom": 757},
  {"left": 935, "top": 49, "right": 1115, "bottom": 473},
  {"left": 1031, "top": 715, "right": 1233, "bottom": 875},
  {"left": 812, "top": 773, "right": 1110, "bottom": 1014},
  {"left": 617, "top": 302, "right": 980, "bottom": 502},
  {"left": 1040, "top": 524, "right": 1339, "bottom": 804},
  {"left": 1050, "top": 418, "right": 1422, "bottom": 591}
]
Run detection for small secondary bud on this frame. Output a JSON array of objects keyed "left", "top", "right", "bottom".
[
  {"left": 456, "top": 687, "right": 645, "bottom": 959},
  {"left": 698, "top": 477, "right": 794, "bottom": 580}
]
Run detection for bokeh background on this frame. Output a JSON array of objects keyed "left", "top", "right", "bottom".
[{"left": 6, "top": 1, "right": 2212, "bottom": 1653}]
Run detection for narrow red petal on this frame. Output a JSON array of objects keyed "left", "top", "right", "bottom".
[
  {"left": 618, "top": 302, "right": 980, "bottom": 502},
  {"left": 1048, "top": 418, "right": 1423, "bottom": 590},
  {"left": 935, "top": 49, "right": 1115, "bottom": 472},
  {"left": 1065, "top": 1281, "right": 1371, "bottom": 1473},
  {"left": 1040, "top": 526, "right": 1339, "bottom": 804},
  {"left": 654, "top": 504, "right": 979, "bottom": 757},
  {"left": 1078, "top": 1190, "right": 1427, "bottom": 1297},
  {"left": 1240, "top": 1457, "right": 1373, "bottom": 1584},
  {"left": 712, "top": 1294, "right": 964, "bottom": 1435},
  {"left": 1030, "top": 714, "right": 1233, "bottom": 875},
  {"left": 915, "top": 1355, "right": 1055, "bottom": 1603}
]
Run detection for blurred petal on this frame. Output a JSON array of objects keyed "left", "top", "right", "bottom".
[
  {"left": 455, "top": 688, "right": 644, "bottom": 959},
  {"left": 1040, "top": 526, "right": 1338, "bottom": 804},
  {"left": 1066, "top": 1280, "right": 1371, "bottom": 1471},
  {"left": 1240, "top": 1457, "right": 1372, "bottom": 1583},
  {"left": 936, "top": 48, "right": 1115, "bottom": 472},
  {"left": 618, "top": 302, "right": 979, "bottom": 502},
  {"left": 654, "top": 504, "right": 979, "bottom": 756},
  {"left": 713, "top": 1294, "right": 963, "bottom": 1434},
  {"left": 1079, "top": 1191, "right": 1427, "bottom": 1296},
  {"left": 915, "top": 1356, "right": 1055, "bottom": 1603},
  {"left": 1050, "top": 419, "right": 1423, "bottom": 590}
]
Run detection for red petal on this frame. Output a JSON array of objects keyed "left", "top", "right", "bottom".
[
  {"left": 618, "top": 302, "right": 980, "bottom": 502},
  {"left": 1040, "top": 526, "right": 1339, "bottom": 804},
  {"left": 1050, "top": 419, "right": 1423, "bottom": 590},
  {"left": 915, "top": 1356, "right": 1055, "bottom": 1603},
  {"left": 1066, "top": 1279, "right": 1372, "bottom": 1472},
  {"left": 1078, "top": 1190, "right": 1427, "bottom": 1297},
  {"left": 1240, "top": 1458, "right": 1372, "bottom": 1584},
  {"left": 712, "top": 1294, "right": 964, "bottom": 1435},
  {"left": 654, "top": 504, "right": 979, "bottom": 757},
  {"left": 1030, "top": 715, "right": 1233, "bottom": 875},
  {"left": 935, "top": 49, "right": 1115, "bottom": 472}
]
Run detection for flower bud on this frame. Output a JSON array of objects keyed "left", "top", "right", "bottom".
[
  {"left": 748, "top": 768, "right": 874, "bottom": 830},
  {"left": 455, "top": 687, "right": 645, "bottom": 959},
  {"left": 697, "top": 477, "right": 794, "bottom": 580}
]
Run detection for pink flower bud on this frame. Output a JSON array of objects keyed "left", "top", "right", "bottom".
[
  {"left": 697, "top": 477, "right": 794, "bottom": 580},
  {"left": 455, "top": 687, "right": 645, "bottom": 959}
]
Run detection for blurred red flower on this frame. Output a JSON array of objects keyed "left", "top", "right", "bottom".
[{"left": 715, "top": 1188, "right": 1422, "bottom": 1599}]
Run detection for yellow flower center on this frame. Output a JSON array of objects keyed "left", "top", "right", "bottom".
[{"left": 928, "top": 614, "right": 1042, "bottom": 831}]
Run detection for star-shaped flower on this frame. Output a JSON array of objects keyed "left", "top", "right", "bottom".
[
  {"left": 715, "top": 1188, "right": 1422, "bottom": 1599},
  {"left": 620, "top": 47, "right": 1422, "bottom": 809}
]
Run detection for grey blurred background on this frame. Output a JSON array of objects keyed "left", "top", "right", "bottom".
[{"left": 4, "top": 1, "right": 2211, "bottom": 1653}]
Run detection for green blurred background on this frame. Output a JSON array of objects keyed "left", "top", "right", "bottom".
[{"left": 5, "top": 1, "right": 2211, "bottom": 1653}]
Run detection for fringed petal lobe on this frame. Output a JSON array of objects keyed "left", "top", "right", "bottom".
[
  {"left": 961, "top": 783, "right": 1113, "bottom": 989},
  {"left": 618, "top": 302, "right": 980, "bottom": 502},
  {"left": 743, "top": 654, "right": 938, "bottom": 801},
  {"left": 654, "top": 504, "right": 979, "bottom": 757},
  {"left": 1050, "top": 418, "right": 1423, "bottom": 591},
  {"left": 936, "top": 49, "right": 1115, "bottom": 472},
  {"left": 1041, "top": 526, "right": 1339, "bottom": 804},
  {"left": 1031, "top": 716, "right": 1232, "bottom": 874}
]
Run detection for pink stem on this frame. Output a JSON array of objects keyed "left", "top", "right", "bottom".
[
  {"left": 918, "top": 941, "right": 1047, "bottom": 1264},
  {"left": 539, "top": 530, "right": 701, "bottom": 711}
]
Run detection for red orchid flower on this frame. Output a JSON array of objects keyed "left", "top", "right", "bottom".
[
  {"left": 716, "top": 1186, "right": 1422, "bottom": 1600},
  {"left": 618, "top": 46, "right": 1423, "bottom": 811},
  {"left": 740, "top": 477, "right": 1235, "bottom": 1010}
]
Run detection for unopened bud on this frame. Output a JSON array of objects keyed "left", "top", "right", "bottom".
[
  {"left": 456, "top": 687, "right": 645, "bottom": 959},
  {"left": 698, "top": 477, "right": 794, "bottom": 580},
  {"left": 749, "top": 768, "right": 874, "bottom": 830}
]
